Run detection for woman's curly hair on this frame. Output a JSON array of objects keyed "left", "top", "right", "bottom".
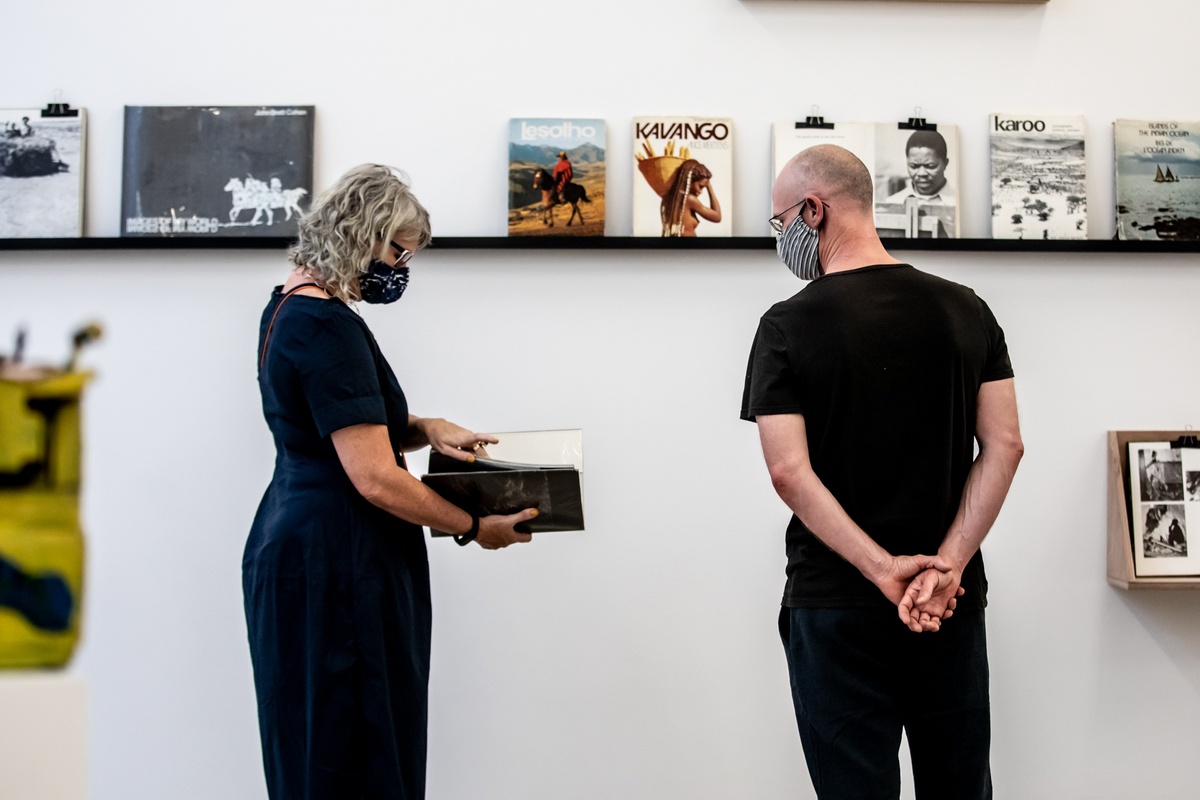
[{"left": 289, "top": 164, "right": 432, "bottom": 301}]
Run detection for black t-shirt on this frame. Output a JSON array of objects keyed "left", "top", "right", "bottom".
[{"left": 740, "top": 264, "right": 1013, "bottom": 609}]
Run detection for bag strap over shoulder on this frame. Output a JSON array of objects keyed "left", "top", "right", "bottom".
[{"left": 259, "top": 283, "right": 325, "bottom": 369}]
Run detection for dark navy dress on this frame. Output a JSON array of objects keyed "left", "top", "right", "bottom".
[{"left": 244, "top": 287, "right": 431, "bottom": 799}]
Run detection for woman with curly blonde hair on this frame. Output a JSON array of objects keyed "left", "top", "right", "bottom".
[{"left": 244, "top": 164, "right": 536, "bottom": 799}]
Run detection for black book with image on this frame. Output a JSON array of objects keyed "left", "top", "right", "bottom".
[
  {"left": 421, "top": 451, "right": 584, "bottom": 536},
  {"left": 120, "top": 105, "right": 313, "bottom": 237}
]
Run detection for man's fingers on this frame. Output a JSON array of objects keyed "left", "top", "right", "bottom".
[
  {"left": 914, "top": 574, "right": 935, "bottom": 607},
  {"left": 927, "top": 556, "right": 954, "bottom": 573}
]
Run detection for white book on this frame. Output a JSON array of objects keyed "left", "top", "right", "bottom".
[{"left": 771, "top": 120, "right": 875, "bottom": 183}]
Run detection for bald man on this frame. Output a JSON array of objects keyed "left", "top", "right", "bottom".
[{"left": 741, "top": 145, "right": 1023, "bottom": 800}]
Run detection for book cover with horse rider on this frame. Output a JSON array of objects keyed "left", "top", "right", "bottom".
[
  {"left": 633, "top": 116, "right": 732, "bottom": 238},
  {"left": 0, "top": 108, "right": 87, "bottom": 239},
  {"left": 508, "top": 118, "right": 605, "bottom": 237},
  {"left": 120, "top": 106, "right": 314, "bottom": 237}
]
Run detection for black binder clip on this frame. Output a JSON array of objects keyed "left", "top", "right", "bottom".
[
  {"left": 796, "top": 105, "right": 835, "bottom": 130},
  {"left": 1174, "top": 433, "right": 1200, "bottom": 449},
  {"left": 898, "top": 107, "right": 936, "bottom": 132},
  {"left": 41, "top": 91, "right": 79, "bottom": 118}
]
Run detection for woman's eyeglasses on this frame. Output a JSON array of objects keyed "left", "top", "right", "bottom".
[{"left": 389, "top": 241, "right": 415, "bottom": 265}]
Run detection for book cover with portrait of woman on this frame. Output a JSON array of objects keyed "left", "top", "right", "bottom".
[
  {"left": 1115, "top": 119, "right": 1200, "bottom": 240},
  {"left": 507, "top": 118, "right": 606, "bottom": 237},
  {"left": 990, "top": 114, "right": 1087, "bottom": 240},
  {"left": 632, "top": 116, "right": 732, "bottom": 237},
  {"left": 873, "top": 123, "right": 960, "bottom": 239}
]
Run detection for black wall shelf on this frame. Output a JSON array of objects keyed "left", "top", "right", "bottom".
[{"left": 2, "top": 236, "right": 1200, "bottom": 254}]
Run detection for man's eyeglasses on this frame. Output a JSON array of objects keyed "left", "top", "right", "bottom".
[
  {"left": 389, "top": 241, "right": 415, "bottom": 266},
  {"left": 768, "top": 199, "right": 830, "bottom": 235}
]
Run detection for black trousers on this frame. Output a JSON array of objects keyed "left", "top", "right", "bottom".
[{"left": 779, "top": 606, "right": 992, "bottom": 800}]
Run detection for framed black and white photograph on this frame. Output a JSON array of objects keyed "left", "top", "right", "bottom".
[
  {"left": 873, "top": 123, "right": 960, "bottom": 239},
  {"left": 1136, "top": 447, "right": 1183, "bottom": 501},
  {"left": 0, "top": 108, "right": 86, "bottom": 238},
  {"left": 1140, "top": 504, "right": 1187, "bottom": 558},
  {"left": 1127, "top": 441, "right": 1200, "bottom": 576},
  {"left": 121, "top": 106, "right": 314, "bottom": 238}
]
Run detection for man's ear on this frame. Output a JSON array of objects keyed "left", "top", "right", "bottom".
[{"left": 807, "top": 197, "right": 825, "bottom": 227}]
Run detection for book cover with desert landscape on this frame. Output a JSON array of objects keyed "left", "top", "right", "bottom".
[
  {"left": 508, "top": 118, "right": 605, "bottom": 237},
  {"left": 633, "top": 116, "right": 732, "bottom": 237},
  {"left": 1115, "top": 118, "right": 1200, "bottom": 240},
  {"left": 990, "top": 114, "right": 1086, "bottom": 240}
]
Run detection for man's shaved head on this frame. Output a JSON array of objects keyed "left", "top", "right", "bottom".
[{"left": 775, "top": 145, "right": 875, "bottom": 214}]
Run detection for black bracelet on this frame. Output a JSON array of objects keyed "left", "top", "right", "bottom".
[{"left": 454, "top": 515, "right": 480, "bottom": 546}]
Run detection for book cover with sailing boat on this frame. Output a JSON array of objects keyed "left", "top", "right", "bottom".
[
  {"left": 507, "top": 118, "right": 605, "bottom": 237},
  {"left": 990, "top": 114, "right": 1087, "bottom": 240},
  {"left": 632, "top": 116, "right": 732, "bottom": 237},
  {"left": 1115, "top": 119, "right": 1200, "bottom": 240}
]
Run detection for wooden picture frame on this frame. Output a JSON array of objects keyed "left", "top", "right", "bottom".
[{"left": 1107, "top": 431, "right": 1200, "bottom": 590}]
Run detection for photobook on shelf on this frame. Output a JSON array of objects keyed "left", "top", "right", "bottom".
[{"left": 121, "top": 105, "right": 314, "bottom": 238}]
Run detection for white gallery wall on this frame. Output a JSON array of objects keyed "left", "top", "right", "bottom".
[{"left": 3, "top": 0, "right": 1200, "bottom": 798}]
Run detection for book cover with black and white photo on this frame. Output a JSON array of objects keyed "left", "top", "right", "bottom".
[
  {"left": 0, "top": 108, "right": 86, "bottom": 238},
  {"left": 633, "top": 116, "right": 732, "bottom": 237},
  {"left": 1127, "top": 441, "right": 1200, "bottom": 577},
  {"left": 508, "top": 118, "right": 605, "bottom": 237},
  {"left": 121, "top": 105, "right": 314, "bottom": 237},
  {"left": 990, "top": 114, "right": 1087, "bottom": 240},
  {"left": 1115, "top": 118, "right": 1200, "bottom": 240},
  {"left": 873, "top": 123, "right": 960, "bottom": 239}
]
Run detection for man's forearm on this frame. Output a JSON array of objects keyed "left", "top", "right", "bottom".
[
  {"left": 757, "top": 413, "right": 947, "bottom": 607},
  {"left": 939, "top": 442, "right": 1023, "bottom": 569},
  {"left": 772, "top": 467, "right": 891, "bottom": 581}
]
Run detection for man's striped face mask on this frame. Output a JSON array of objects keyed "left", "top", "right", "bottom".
[{"left": 776, "top": 213, "right": 822, "bottom": 282}]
